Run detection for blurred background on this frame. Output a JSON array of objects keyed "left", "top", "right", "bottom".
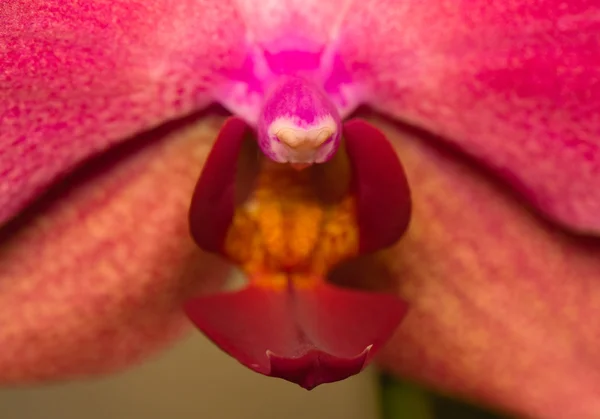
[
  {"left": 0, "top": 333, "right": 379, "bottom": 419},
  {"left": 0, "top": 333, "right": 511, "bottom": 419}
]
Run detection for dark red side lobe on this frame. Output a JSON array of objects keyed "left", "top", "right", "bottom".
[
  {"left": 343, "top": 119, "right": 412, "bottom": 254},
  {"left": 189, "top": 117, "right": 252, "bottom": 254}
]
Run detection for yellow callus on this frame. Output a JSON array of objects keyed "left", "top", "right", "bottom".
[{"left": 224, "top": 161, "right": 359, "bottom": 289}]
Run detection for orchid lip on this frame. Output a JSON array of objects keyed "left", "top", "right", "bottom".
[
  {"left": 265, "top": 345, "right": 372, "bottom": 390},
  {"left": 184, "top": 284, "right": 407, "bottom": 390},
  {"left": 186, "top": 115, "right": 411, "bottom": 388}
]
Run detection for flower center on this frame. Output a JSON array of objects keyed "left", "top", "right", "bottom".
[
  {"left": 185, "top": 117, "right": 410, "bottom": 389},
  {"left": 256, "top": 76, "right": 343, "bottom": 167},
  {"left": 223, "top": 159, "right": 358, "bottom": 290}
]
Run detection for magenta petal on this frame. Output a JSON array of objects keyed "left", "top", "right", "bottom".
[
  {"left": 0, "top": 0, "right": 246, "bottom": 226},
  {"left": 189, "top": 117, "right": 252, "bottom": 254},
  {"left": 184, "top": 284, "right": 407, "bottom": 389},
  {"left": 343, "top": 119, "right": 411, "bottom": 253},
  {"left": 337, "top": 0, "right": 600, "bottom": 233}
]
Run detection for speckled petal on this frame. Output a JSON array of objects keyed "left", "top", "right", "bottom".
[
  {"left": 336, "top": 0, "right": 600, "bottom": 234},
  {"left": 0, "top": 117, "right": 229, "bottom": 383},
  {"left": 0, "top": 0, "right": 247, "bottom": 226},
  {"left": 371, "top": 117, "right": 600, "bottom": 419}
]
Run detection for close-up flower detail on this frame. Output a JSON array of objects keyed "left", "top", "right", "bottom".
[
  {"left": 185, "top": 116, "right": 410, "bottom": 389},
  {"left": 1, "top": 1, "right": 600, "bottom": 419}
]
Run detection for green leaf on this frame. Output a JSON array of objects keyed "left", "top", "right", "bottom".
[
  {"left": 379, "top": 374, "right": 434, "bottom": 419},
  {"left": 379, "top": 374, "right": 515, "bottom": 419}
]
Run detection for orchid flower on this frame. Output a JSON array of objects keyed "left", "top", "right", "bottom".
[{"left": 1, "top": 1, "right": 600, "bottom": 418}]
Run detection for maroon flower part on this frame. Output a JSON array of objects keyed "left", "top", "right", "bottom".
[
  {"left": 186, "top": 117, "right": 410, "bottom": 388},
  {"left": 185, "top": 284, "right": 406, "bottom": 390}
]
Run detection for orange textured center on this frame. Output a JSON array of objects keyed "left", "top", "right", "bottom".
[{"left": 224, "top": 161, "right": 359, "bottom": 289}]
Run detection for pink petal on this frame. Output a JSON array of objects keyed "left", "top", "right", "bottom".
[
  {"left": 0, "top": 0, "right": 246, "bottom": 226},
  {"left": 371, "top": 117, "right": 600, "bottom": 419},
  {"left": 233, "top": 0, "right": 345, "bottom": 48},
  {"left": 185, "top": 283, "right": 406, "bottom": 390},
  {"left": 336, "top": 0, "right": 600, "bottom": 233},
  {"left": 214, "top": 0, "right": 363, "bottom": 121},
  {"left": 0, "top": 117, "right": 228, "bottom": 383}
]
